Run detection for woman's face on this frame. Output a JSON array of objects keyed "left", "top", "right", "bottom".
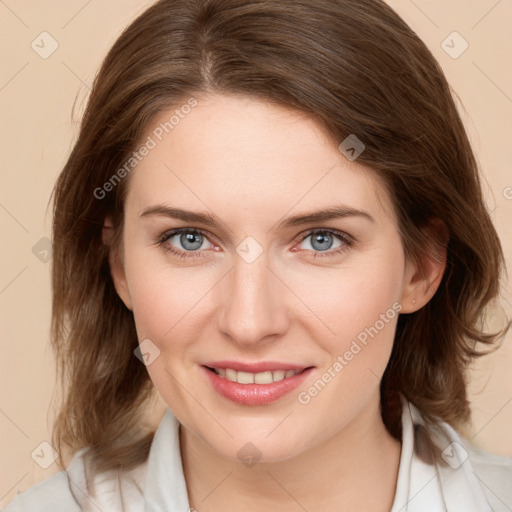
[{"left": 113, "top": 93, "right": 418, "bottom": 462}]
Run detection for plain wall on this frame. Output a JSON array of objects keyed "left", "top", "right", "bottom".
[{"left": 1, "top": 0, "right": 511, "bottom": 507}]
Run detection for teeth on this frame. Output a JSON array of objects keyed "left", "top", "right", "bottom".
[
  {"left": 226, "top": 368, "right": 237, "bottom": 381},
  {"left": 237, "top": 371, "right": 254, "bottom": 384},
  {"left": 254, "top": 371, "right": 273, "bottom": 384},
  {"left": 213, "top": 368, "right": 302, "bottom": 384},
  {"left": 272, "top": 370, "right": 285, "bottom": 382}
]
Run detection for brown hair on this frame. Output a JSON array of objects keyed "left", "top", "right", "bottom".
[{"left": 50, "top": 0, "right": 509, "bottom": 475}]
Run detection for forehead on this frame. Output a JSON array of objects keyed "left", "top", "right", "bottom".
[{"left": 125, "top": 94, "right": 395, "bottom": 225}]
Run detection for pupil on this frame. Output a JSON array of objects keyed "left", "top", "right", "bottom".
[
  {"left": 312, "top": 232, "right": 332, "bottom": 251},
  {"left": 182, "top": 232, "right": 202, "bottom": 250}
]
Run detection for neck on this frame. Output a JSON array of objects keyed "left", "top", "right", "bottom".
[{"left": 180, "top": 391, "right": 402, "bottom": 512}]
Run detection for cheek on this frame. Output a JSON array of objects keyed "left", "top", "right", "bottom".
[
  {"left": 126, "top": 270, "right": 172, "bottom": 340},
  {"left": 123, "top": 250, "right": 212, "bottom": 411},
  {"left": 291, "top": 243, "right": 405, "bottom": 349},
  {"left": 292, "top": 266, "right": 403, "bottom": 441},
  {"left": 124, "top": 247, "right": 214, "bottom": 347},
  {"left": 293, "top": 246, "right": 405, "bottom": 422}
]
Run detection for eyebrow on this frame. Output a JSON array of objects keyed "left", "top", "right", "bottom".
[{"left": 140, "top": 204, "right": 374, "bottom": 231}]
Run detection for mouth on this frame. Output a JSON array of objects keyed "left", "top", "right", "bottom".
[{"left": 201, "top": 362, "right": 315, "bottom": 405}]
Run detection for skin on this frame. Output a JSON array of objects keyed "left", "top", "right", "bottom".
[{"left": 108, "top": 93, "right": 447, "bottom": 511}]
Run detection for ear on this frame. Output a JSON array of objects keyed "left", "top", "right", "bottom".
[
  {"left": 103, "top": 216, "right": 133, "bottom": 311},
  {"left": 400, "top": 217, "right": 449, "bottom": 314}
]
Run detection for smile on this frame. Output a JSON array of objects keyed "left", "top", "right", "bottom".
[
  {"left": 208, "top": 367, "right": 303, "bottom": 384},
  {"left": 201, "top": 363, "right": 314, "bottom": 406}
]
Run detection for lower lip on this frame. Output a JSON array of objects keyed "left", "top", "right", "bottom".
[{"left": 201, "top": 365, "right": 314, "bottom": 406}]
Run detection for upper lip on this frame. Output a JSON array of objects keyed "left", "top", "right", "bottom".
[{"left": 202, "top": 361, "right": 313, "bottom": 373}]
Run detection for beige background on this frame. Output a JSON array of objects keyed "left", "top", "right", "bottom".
[{"left": 1, "top": 0, "right": 511, "bottom": 506}]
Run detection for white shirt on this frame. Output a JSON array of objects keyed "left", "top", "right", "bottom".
[{"left": 4, "top": 397, "right": 512, "bottom": 511}]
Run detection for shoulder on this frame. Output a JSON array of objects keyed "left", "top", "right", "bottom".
[
  {"left": 3, "top": 448, "right": 148, "bottom": 512},
  {"left": 460, "top": 437, "right": 512, "bottom": 508},
  {"left": 431, "top": 416, "right": 512, "bottom": 509},
  {"left": 2, "top": 457, "right": 83, "bottom": 512},
  {"left": 405, "top": 398, "right": 512, "bottom": 510}
]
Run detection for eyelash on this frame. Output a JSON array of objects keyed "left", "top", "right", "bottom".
[{"left": 157, "top": 228, "right": 354, "bottom": 260}]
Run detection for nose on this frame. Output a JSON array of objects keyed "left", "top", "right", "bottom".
[{"left": 216, "top": 250, "right": 289, "bottom": 347}]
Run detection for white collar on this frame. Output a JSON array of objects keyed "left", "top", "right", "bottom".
[{"left": 390, "top": 396, "right": 492, "bottom": 511}]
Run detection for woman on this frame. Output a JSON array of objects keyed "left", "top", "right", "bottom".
[{"left": 4, "top": 0, "right": 511, "bottom": 510}]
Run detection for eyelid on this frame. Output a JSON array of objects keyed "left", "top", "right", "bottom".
[{"left": 159, "top": 227, "right": 216, "bottom": 244}]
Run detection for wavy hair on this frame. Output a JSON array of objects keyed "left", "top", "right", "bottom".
[{"left": 50, "top": 0, "right": 509, "bottom": 474}]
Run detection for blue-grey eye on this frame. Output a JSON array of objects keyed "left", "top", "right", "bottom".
[
  {"left": 300, "top": 230, "right": 343, "bottom": 252},
  {"left": 167, "top": 229, "right": 212, "bottom": 251}
]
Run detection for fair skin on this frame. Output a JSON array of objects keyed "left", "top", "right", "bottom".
[{"left": 108, "top": 93, "right": 446, "bottom": 511}]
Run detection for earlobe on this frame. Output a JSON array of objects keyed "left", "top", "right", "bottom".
[
  {"left": 400, "top": 218, "right": 449, "bottom": 314},
  {"left": 103, "top": 216, "right": 133, "bottom": 311}
]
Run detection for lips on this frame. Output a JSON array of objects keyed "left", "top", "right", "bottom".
[{"left": 201, "top": 361, "right": 314, "bottom": 405}]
